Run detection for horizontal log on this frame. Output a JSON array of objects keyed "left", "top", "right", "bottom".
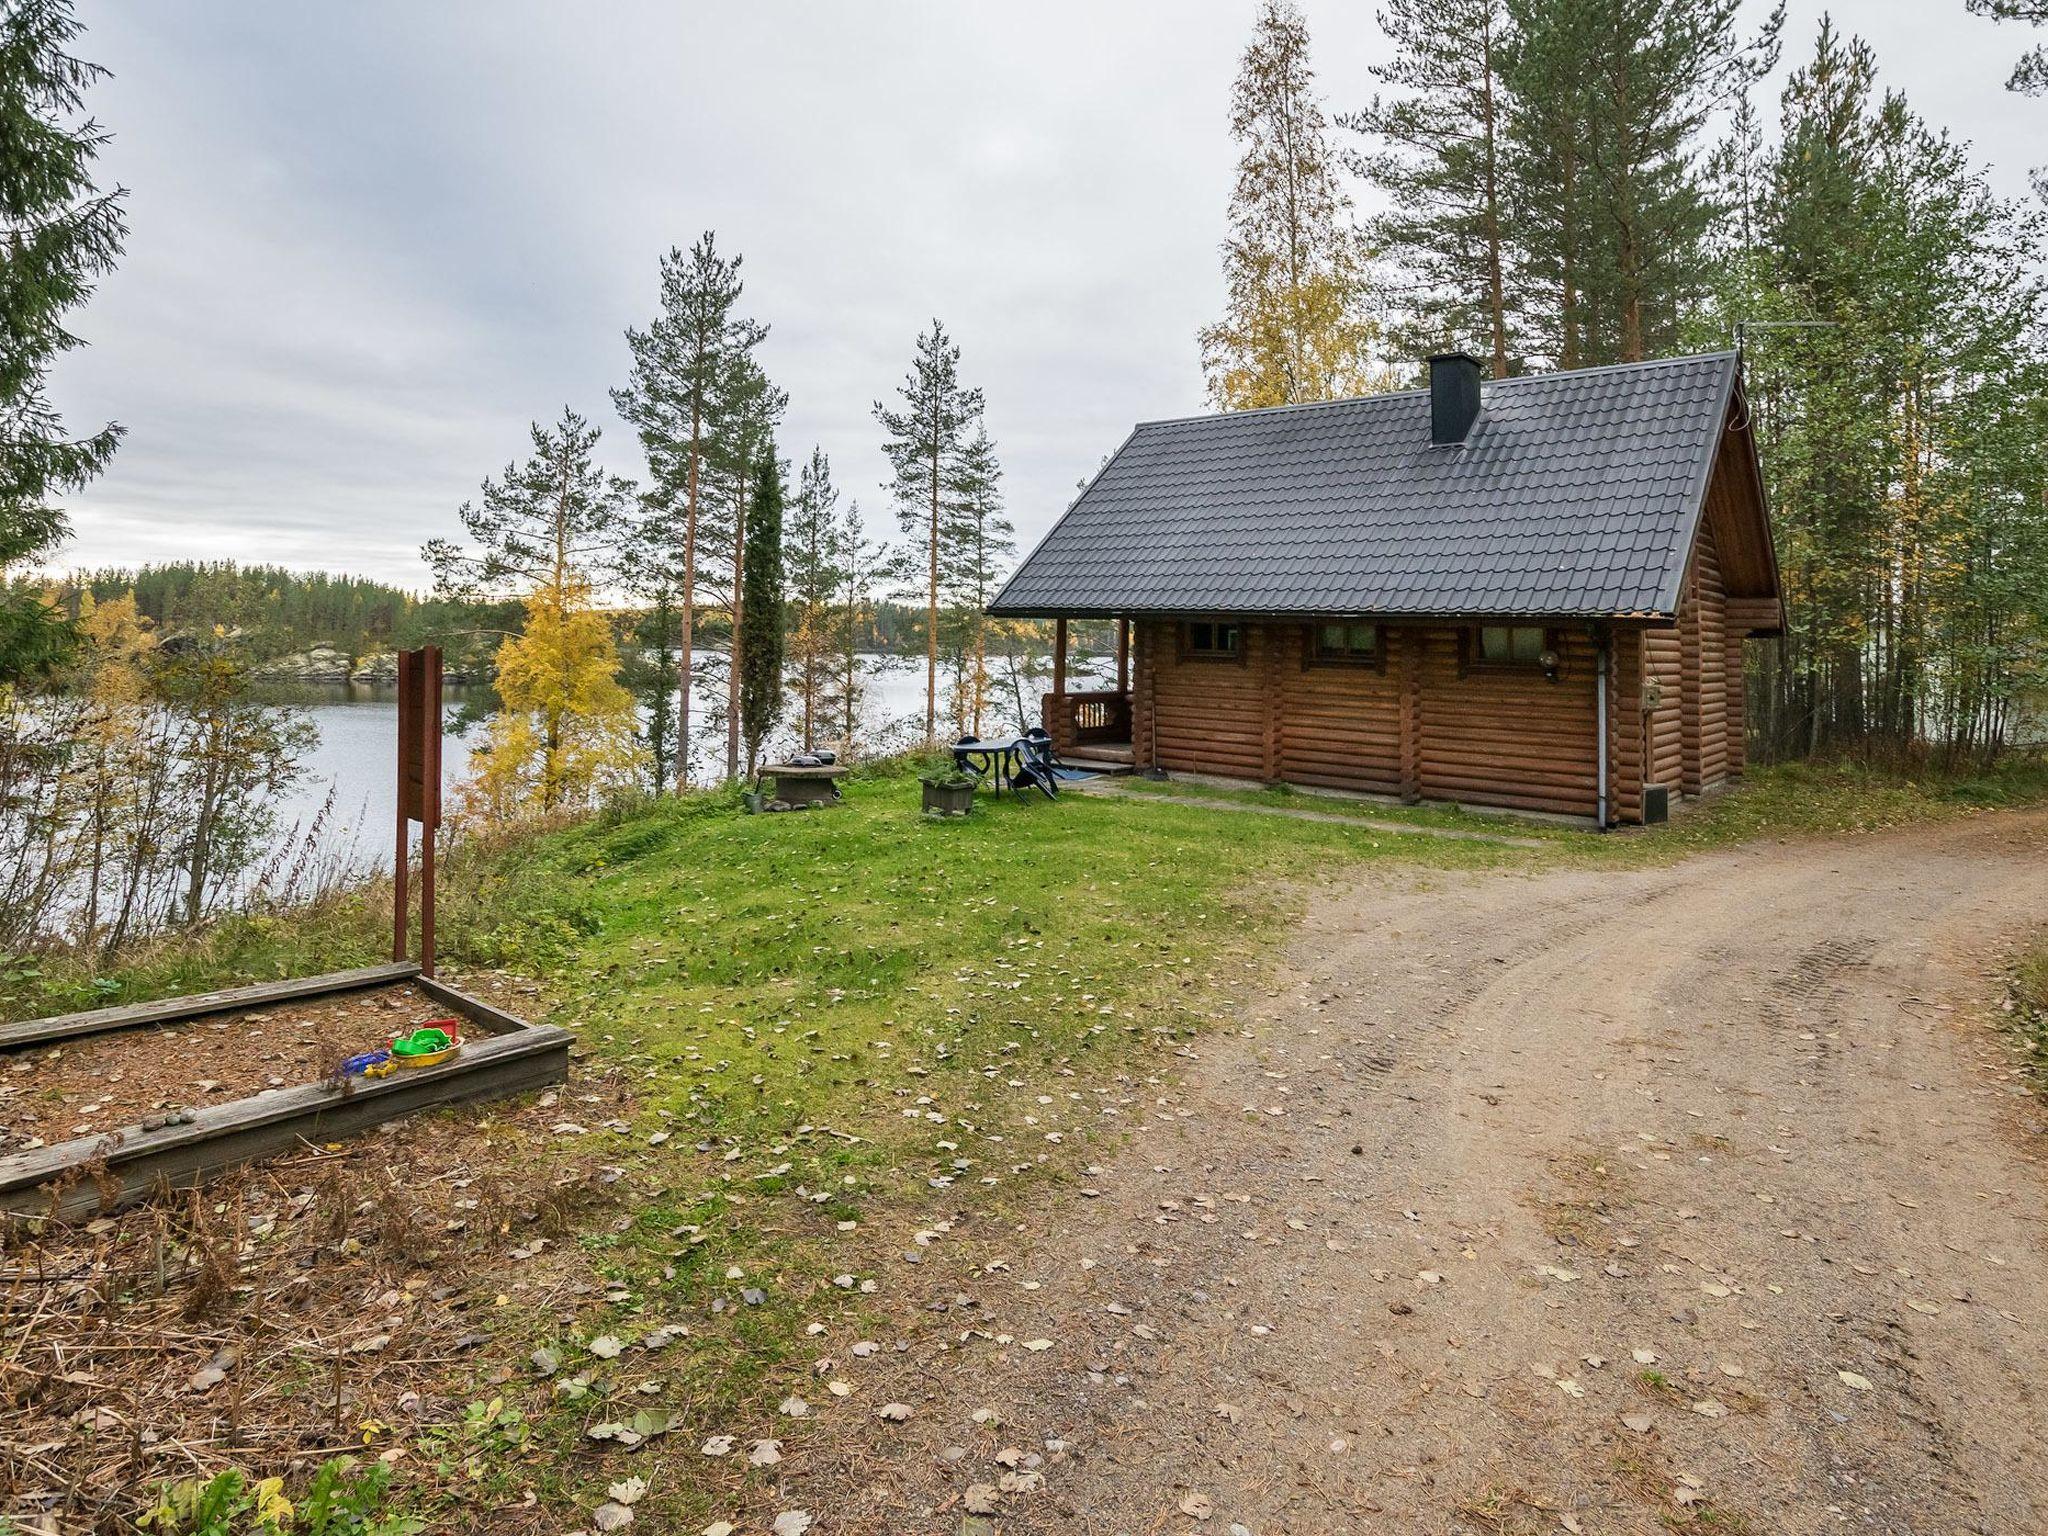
[
  {"left": 1, "top": 987, "right": 571, "bottom": 1220},
  {"left": 0, "top": 963, "right": 421, "bottom": 1050}
]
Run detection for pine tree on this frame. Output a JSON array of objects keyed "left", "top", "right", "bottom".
[
  {"left": 613, "top": 234, "right": 768, "bottom": 789},
  {"left": 622, "top": 489, "right": 683, "bottom": 792},
  {"left": 938, "top": 425, "right": 1011, "bottom": 737},
  {"left": 738, "top": 448, "right": 785, "bottom": 779},
  {"left": 1967, "top": 0, "right": 2048, "bottom": 198},
  {"left": 1342, "top": 0, "right": 1515, "bottom": 375},
  {"left": 1506, "top": 0, "right": 1777, "bottom": 366},
  {"left": 833, "top": 500, "right": 891, "bottom": 753},
  {"left": 783, "top": 447, "right": 845, "bottom": 752},
  {"left": 0, "top": 0, "right": 125, "bottom": 683},
  {"left": 875, "top": 319, "right": 984, "bottom": 743},
  {"left": 1968, "top": 0, "right": 2048, "bottom": 94},
  {"left": 1199, "top": 0, "right": 1385, "bottom": 408}
]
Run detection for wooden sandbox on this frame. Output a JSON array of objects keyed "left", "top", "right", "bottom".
[
  {"left": 0, "top": 961, "right": 570, "bottom": 1220},
  {"left": 1, "top": 648, "right": 570, "bottom": 1223}
]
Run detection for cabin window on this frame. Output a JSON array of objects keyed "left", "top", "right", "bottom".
[
  {"left": 1310, "top": 621, "right": 1380, "bottom": 665},
  {"left": 1474, "top": 624, "right": 1549, "bottom": 666},
  {"left": 1182, "top": 621, "right": 1241, "bottom": 660}
]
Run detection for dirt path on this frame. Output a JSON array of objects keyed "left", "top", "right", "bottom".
[{"left": 796, "top": 810, "right": 2048, "bottom": 1536}]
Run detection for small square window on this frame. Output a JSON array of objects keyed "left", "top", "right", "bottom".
[
  {"left": 1185, "top": 621, "right": 1240, "bottom": 659},
  {"left": 1313, "top": 622, "right": 1379, "bottom": 662},
  {"left": 1476, "top": 625, "right": 1550, "bottom": 666}
]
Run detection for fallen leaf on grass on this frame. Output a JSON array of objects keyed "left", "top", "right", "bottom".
[
  {"left": 700, "top": 1435, "right": 734, "bottom": 1457},
  {"left": 1838, "top": 1370, "right": 1874, "bottom": 1391},
  {"left": 749, "top": 1439, "right": 783, "bottom": 1466},
  {"left": 878, "top": 1402, "right": 914, "bottom": 1422},
  {"left": 1179, "top": 1491, "right": 1214, "bottom": 1519},
  {"left": 770, "top": 1514, "right": 813, "bottom": 1536},
  {"left": 592, "top": 1503, "right": 634, "bottom": 1531},
  {"left": 1022, "top": 1338, "right": 1054, "bottom": 1352},
  {"left": 608, "top": 1479, "right": 647, "bottom": 1506},
  {"left": 589, "top": 1335, "right": 626, "bottom": 1359}
]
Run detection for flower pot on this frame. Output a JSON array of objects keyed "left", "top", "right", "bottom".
[{"left": 920, "top": 776, "right": 975, "bottom": 817}]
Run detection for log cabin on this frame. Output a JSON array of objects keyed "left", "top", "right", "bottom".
[{"left": 987, "top": 351, "right": 1783, "bottom": 826}]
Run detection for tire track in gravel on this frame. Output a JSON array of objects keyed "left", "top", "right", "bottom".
[{"left": 790, "top": 810, "right": 2048, "bottom": 1536}]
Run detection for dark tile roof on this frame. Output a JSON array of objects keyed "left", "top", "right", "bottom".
[{"left": 989, "top": 352, "right": 1742, "bottom": 620}]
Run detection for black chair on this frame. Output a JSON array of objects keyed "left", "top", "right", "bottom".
[{"left": 1012, "top": 727, "right": 1061, "bottom": 801}]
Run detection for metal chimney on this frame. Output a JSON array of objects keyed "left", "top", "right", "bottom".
[{"left": 1428, "top": 351, "right": 1483, "bottom": 446}]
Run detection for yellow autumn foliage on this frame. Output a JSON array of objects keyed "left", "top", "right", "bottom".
[{"left": 463, "top": 580, "right": 642, "bottom": 821}]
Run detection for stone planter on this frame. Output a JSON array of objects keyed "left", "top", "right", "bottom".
[{"left": 920, "top": 776, "right": 976, "bottom": 818}]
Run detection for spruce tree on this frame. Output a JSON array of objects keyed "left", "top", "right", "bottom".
[
  {"left": 1343, "top": 0, "right": 1515, "bottom": 375},
  {"left": 0, "top": 0, "right": 125, "bottom": 682},
  {"left": 738, "top": 449, "right": 785, "bottom": 779},
  {"left": 702, "top": 354, "right": 786, "bottom": 780},
  {"left": 1199, "top": 0, "right": 1384, "bottom": 407},
  {"left": 875, "top": 319, "right": 984, "bottom": 743},
  {"left": 613, "top": 233, "right": 767, "bottom": 789}
]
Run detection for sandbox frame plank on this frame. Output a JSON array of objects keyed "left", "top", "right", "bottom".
[
  {"left": 0, "top": 962, "right": 422, "bottom": 1051},
  {"left": 0, "top": 971, "right": 569, "bottom": 1221}
]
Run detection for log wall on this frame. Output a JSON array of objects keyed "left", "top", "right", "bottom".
[
  {"left": 1641, "top": 518, "right": 1737, "bottom": 800},
  {"left": 1136, "top": 621, "right": 1600, "bottom": 817}
]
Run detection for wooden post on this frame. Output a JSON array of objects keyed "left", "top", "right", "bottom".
[
  {"left": 1052, "top": 618, "right": 1068, "bottom": 698},
  {"left": 394, "top": 647, "right": 444, "bottom": 973},
  {"left": 1398, "top": 628, "right": 1422, "bottom": 804},
  {"left": 1115, "top": 619, "right": 1129, "bottom": 696}
]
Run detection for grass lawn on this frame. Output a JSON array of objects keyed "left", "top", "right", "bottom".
[{"left": 6, "top": 751, "right": 2044, "bottom": 1532}]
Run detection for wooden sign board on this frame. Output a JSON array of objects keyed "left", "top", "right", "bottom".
[
  {"left": 394, "top": 646, "right": 443, "bottom": 973},
  {"left": 397, "top": 646, "right": 443, "bottom": 828}
]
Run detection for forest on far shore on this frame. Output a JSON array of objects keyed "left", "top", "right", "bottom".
[{"left": 12, "top": 560, "right": 984, "bottom": 678}]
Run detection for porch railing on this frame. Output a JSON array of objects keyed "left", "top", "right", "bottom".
[{"left": 1042, "top": 690, "right": 1132, "bottom": 753}]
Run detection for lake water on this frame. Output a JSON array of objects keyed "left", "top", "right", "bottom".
[{"left": 278, "top": 653, "right": 1102, "bottom": 877}]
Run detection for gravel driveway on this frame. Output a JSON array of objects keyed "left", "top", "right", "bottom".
[{"left": 801, "top": 808, "right": 2048, "bottom": 1535}]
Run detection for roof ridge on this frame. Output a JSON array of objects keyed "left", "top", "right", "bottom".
[{"left": 1133, "top": 351, "right": 1741, "bottom": 431}]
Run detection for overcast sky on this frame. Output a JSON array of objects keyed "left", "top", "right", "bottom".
[{"left": 45, "top": 0, "right": 2045, "bottom": 590}]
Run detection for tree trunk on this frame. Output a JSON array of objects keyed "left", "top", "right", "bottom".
[
  {"left": 726, "top": 467, "right": 747, "bottom": 782},
  {"left": 926, "top": 443, "right": 939, "bottom": 744},
  {"left": 678, "top": 398, "right": 701, "bottom": 794},
  {"left": 1480, "top": 17, "right": 1510, "bottom": 380}
]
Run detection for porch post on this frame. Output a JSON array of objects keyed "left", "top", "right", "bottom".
[
  {"left": 1052, "top": 617, "right": 1068, "bottom": 698},
  {"left": 1115, "top": 619, "right": 1129, "bottom": 695}
]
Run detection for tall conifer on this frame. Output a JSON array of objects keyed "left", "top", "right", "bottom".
[
  {"left": 614, "top": 233, "right": 768, "bottom": 788},
  {"left": 1343, "top": 0, "right": 1514, "bottom": 375},
  {"left": 738, "top": 449, "right": 785, "bottom": 779},
  {"left": 0, "top": 0, "right": 124, "bottom": 682},
  {"left": 875, "top": 320, "right": 983, "bottom": 743}
]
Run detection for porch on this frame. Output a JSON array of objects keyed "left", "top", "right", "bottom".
[{"left": 1041, "top": 617, "right": 1135, "bottom": 773}]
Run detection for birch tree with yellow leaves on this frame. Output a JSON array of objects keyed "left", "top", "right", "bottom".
[
  {"left": 425, "top": 409, "right": 644, "bottom": 818},
  {"left": 1199, "top": 0, "right": 1390, "bottom": 409}
]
